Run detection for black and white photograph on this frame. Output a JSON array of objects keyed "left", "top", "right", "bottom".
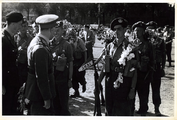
[{"left": 1, "top": 1, "right": 175, "bottom": 119}]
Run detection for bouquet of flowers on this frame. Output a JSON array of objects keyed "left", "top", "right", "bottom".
[
  {"left": 17, "top": 83, "right": 29, "bottom": 115},
  {"left": 114, "top": 33, "right": 142, "bottom": 89},
  {"left": 97, "top": 28, "right": 115, "bottom": 44},
  {"left": 145, "top": 29, "right": 163, "bottom": 46},
  {"left": 62, "top": 19, "right": 73, "bottom": 30}
]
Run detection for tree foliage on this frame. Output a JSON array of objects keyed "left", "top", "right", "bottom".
[{"left": 2, "top": 2, "right": 175, "bottom": 26}]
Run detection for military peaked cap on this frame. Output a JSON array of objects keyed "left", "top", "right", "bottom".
[
  {"left": 36, "top": 14, "right": 59, "bottom": 29},
  {"left": 6, "top": 11, "right": 23, "bottom": 23},
  {"left": 146, "top": 21, "right": 157, "bottom": 29},
  {"left": 110, "top": 17, "right": 128, "bottom": 30},
  {"left": 132, "top": 21, "right": 146, "bottom": 30}
]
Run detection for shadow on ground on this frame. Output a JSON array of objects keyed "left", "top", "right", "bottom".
[
  {"left": 134, "top": 110, "right": 168, "bottom": 117},
  {"left": 69, "top": 95, "right": 169, "bottom": 117},
  {"left": 69, "top": 96, "right": 105, "bottom": 116}
]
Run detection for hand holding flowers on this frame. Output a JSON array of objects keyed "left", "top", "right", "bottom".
[{"left": 114, "top": 33, "right": 141, "bottom": 89}]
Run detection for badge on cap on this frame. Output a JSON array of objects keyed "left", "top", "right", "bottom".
[{"left": 118, "top": 19, "right": 123, "bottom": 23}]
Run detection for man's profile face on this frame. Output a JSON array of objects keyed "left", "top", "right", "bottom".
[
  {"left": 54, "top": 26, "right": 64, "bottom": 41},
  {"left": 19, "top": 22, "right": 28, "bottom": 34},
  {"left": 50, "top": 26, "right": 58, "bottom": 40},
  {"left": 133, "top": 27, "right": 145, "bottom": 39},
  {"left": 13, "top": 20, "right": 23, "bottom": 34}
]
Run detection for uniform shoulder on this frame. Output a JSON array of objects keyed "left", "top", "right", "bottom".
[
  {"left": 31, "top": 44, "right": 46, "bottom": 54},
  {"left": 29, "top": 37, "right": 45, "bottom": 53}
]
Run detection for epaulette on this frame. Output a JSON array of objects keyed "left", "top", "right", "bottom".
[{"left": 32, "top": 44, "right": 44, "bottom": 53}]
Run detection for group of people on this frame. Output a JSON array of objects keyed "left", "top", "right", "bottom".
[
  {"left": 2, "top": 11, "right": 95, "bottom": 115},
  {"left": 2, "top": 11, "right": 174, "bottom": 116},
  {"left": 97, "top": 18, "right": 174, "bottom": 116}
]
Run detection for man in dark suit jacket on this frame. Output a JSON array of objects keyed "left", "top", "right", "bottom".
[
  {"left": 24, "top": 14, "right": 59, "bottom": 115},
  {"left": 2, "top": 11, "right": 24, "bottom": 115}
]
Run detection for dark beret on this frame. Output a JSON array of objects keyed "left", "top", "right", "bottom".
[
  {"left": 36, "top": 14, "right": 59, "bottom": 29},
  {"left": 110, "top": 17, "right": 128, "bottom": 30},
  {"left": 146, "top": 21, "right": 157, "bottom": 29},
  {"left": 132, "top": 21, "right": 146, "bottom": 30},
  {"left": 6, "top": 11, "right": 23, "bottom": 23}
]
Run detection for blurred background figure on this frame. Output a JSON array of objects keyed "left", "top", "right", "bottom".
[
  {"left": 78, "top": 28, "right": 86, "bottom": 42},
  {"left": 146, "top": 21, "right": 166, "bottom": 116},
  {"left": 67, "top": 28, "right": 87, "bottom": 97},
  {"left": 163, "top": 25, "right": 173, "bottom": 67},
  {"left": 84, "top": 24, "right": 95, "bottom": 60},
  {"left": 31, "top": 22, "right": 39, "bottom": 37}
]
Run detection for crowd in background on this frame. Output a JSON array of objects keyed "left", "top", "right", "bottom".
[{"left": 2, "top": 11, "right": 175, "bottom": 116}]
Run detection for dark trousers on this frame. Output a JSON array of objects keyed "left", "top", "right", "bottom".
[
  {"left": 166, "top": 42, "right": 172, "bottom": 65},
  {"left": 151, "top": 63, "right": 161, "bottom": 106},
  {"left": 72, "top": 65, "right": 86, "bottom": 91},
  {"left": 2, "top": 86, "right": 20, "bottom": 115},
  {"left": 53, "top": 69, "right": 70, "bottom": 115},
  {"left": 105, "top": 71, "right": 132, "bottom": 116},
  {"left": 86, "top": 42, "right": 93, "bottom": 59},
  {"left": 30, "top": 100, "right": 55, "bottom": 115},
  {"left": 53, "top": 82, "right": 70, "bottom": 115},
  {"left": 136, "top": 71, "right": 151, "bottom": 113}
]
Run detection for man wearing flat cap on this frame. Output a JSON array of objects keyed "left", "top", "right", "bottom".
[
  {"left": 24, "top": 14, "right": 59, "bottom": 115},
  {"left": 2, "top": 11, "right": 23, "bottom": 115},
  {"left": 102, "top": 17, "right": 137, "bottom": 116},
  {"left": 132, "top": 21, "right": 154, "bottom": 116}
]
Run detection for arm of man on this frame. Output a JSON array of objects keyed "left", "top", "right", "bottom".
[
  {"left": 78, "top": 38, "right": 87, "bottom": 62},
  {"left": 66, "top": 43, "right": 74, "bottom": 88},
  {"left": 68, "top": 61, "right": 73, "bottom": 88},
  {"left": 2, "top": 36, "right": 7, "bottom": 95},
  {"left": 34, "top": 48, "right": 51, "bottom": 108},
  {"left": 161, "top": 39, "right": 166, "bottom": 69}
]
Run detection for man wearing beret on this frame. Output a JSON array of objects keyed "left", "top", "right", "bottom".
[
  {"left": 132, "top": 21, "right": 154, "bottom": 116},
  {"left": 103, "top": 17, "right": 137, "bottom": 116},
  {"left": 146, "top": 21, "right": 166, "bottom": 116},
  {"left": 2, "top": 11, "right": 23, "bottom": 115},
  {"left": 24, "top": 14, "right": 58, "bottom": 115}
]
